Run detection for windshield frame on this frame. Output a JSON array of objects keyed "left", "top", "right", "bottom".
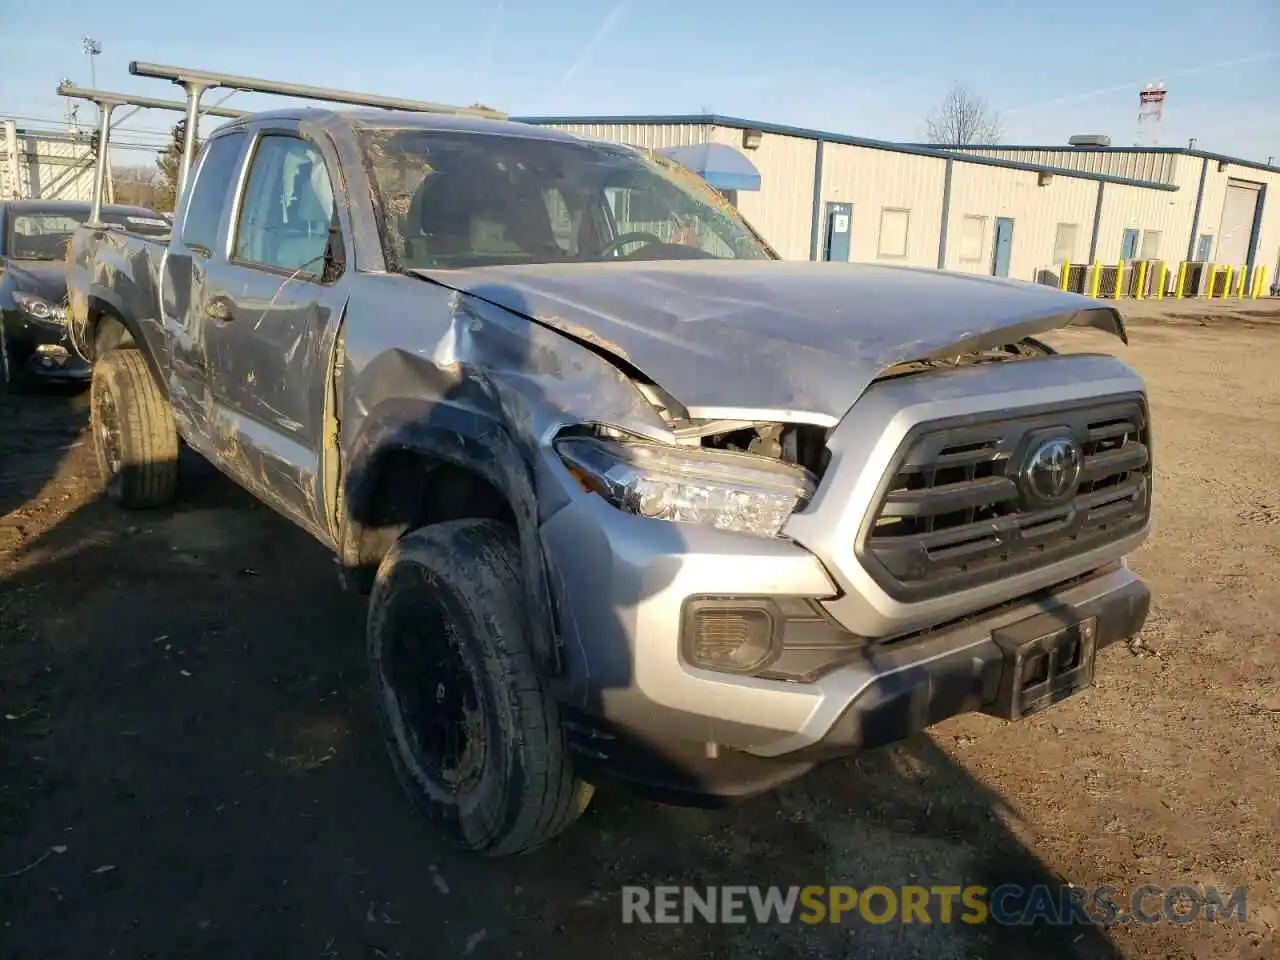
[{"left": 357, "top": 125, "right": 779, "bottom": 273}]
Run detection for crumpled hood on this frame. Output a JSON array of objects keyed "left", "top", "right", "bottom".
[
  {"left": 414, "top": 259, "right": 1125, "bottom": 423},
  {"left": 1, "top": 260, "right": 68, "bottom": 304}
]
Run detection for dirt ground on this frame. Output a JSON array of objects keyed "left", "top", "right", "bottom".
[{"left": 1, "top": 304, "right": 1277, "bottom": 959}]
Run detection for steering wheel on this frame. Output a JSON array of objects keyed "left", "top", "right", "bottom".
[{"left": 599, "top": 231, "right": 665, "bottom": 258}]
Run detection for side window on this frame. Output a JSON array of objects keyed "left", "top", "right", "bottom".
[
  {"left": 181, "top": 133, "right": 246, "bottom": 254},
  {"left": 233, "top": 135, "right": 336, "bottom": 275},
  {"left": 543, "top": 187, "right": 578, "bottom": 254}
]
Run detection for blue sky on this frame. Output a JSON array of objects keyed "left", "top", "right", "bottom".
[{"left": 3, "top": 0, "right": 1277, "bottom": 165}]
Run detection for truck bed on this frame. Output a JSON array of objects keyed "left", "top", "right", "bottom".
[{"left": 66, "top": 224, "right": 171, "bottom": 367}]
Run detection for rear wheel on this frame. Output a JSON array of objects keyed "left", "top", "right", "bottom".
[
  {"left": 90, "top": 350, "right": 179, "bottom": 508},
  {"left": 368, "top": 518, "right": 592, "bottom": 855}
]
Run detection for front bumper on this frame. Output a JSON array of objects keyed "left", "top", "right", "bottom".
[
  {"left": 781, "top": 566, "right": 1148, "bottom": 759},
  {"left": 1, "top": 310, "right": 89, "bottom": 380},
  {"left": 541, "top": 485, "right": 1148, "bottom": 788}
]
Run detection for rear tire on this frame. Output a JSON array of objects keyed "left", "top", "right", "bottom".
[
  {"left": 90, "top": 349, "right": 179, "bottom": 508},
  {"left": 368, "top": 518, "right": 592, "bottom": 856}
]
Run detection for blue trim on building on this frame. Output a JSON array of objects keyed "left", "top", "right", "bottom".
[
  {"left": 1089, "top": 182, "right": 1105, "bottom": 262},
  {"left": 809, "top": 139, "right": 825, "bottom": 261},
  {"left": 937, "top": 158, "right": 953, "bottom": 269},
  {"left": 1186, "top": 157, "right": 1209, "bottom": 261},
  {"left": 514, "top": 114, "right": 1179, "bottom": 191},
  {"left": 1247, "top": 184, "right": 1267, "bottom": 271},
  {"left": 906, "top": 141, "right": 1280, "bottom": 176}
]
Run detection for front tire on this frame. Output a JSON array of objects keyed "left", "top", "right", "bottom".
[
  {"left": 89, "top": 350, "right": 179, "bottom": 508},
  {"left": 368, "top": 519, "right": 592, "bottom": 855}
]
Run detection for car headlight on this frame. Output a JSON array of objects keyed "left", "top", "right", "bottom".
[
  {"left": 13, "top": 292, "right": 67, "bottom": 324},
  {"left": 556, "top": 435, "right": 815, "bottom": 538}
]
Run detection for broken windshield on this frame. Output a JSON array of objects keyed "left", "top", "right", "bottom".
[{"left": 359, "top": 127, "right": 775, "bottom": 270}]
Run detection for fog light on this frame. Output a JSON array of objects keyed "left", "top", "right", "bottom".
[
  {"left": 683, "top": 602, "right": 777, "bottom": 674},
  {"left": 35, "top": 344, "right": 70, "bottom": 367}
]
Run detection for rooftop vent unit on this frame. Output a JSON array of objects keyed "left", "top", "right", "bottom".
[{"left": 1068, "top": 134, "right": 1112, "bottom": 147}]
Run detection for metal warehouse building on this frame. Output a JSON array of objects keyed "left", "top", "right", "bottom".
[
  {"left": 1, "top": 121, "right": 98, "bottom": 201},
  {"left": 521, "top": 114, "right": 1279, "bottom": 286}
]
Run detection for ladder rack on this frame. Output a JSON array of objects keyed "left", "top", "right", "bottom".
[
  {"left": 128, "top": 61, "right": 506, "bottom": 197},
  {"left": 56, "top": 82, "right": 251, "bottom": 223}
]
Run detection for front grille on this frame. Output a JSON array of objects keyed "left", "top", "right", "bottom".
[{"left": 859, "top": 397, "right": 1150, "bottom": 600}]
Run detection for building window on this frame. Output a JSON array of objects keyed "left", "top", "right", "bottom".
[
  {"left": 1140, "top": 230, "right": 1162, "bottom": 259},
  {"left": 1052, "top": 223, "right": 1079, "bottom": 265},
  {"left": 958, "top": 215, "right": 986, "bottom": 264},
  {"left": 877, "top": 207, "right": 910, "bottom": 259}
]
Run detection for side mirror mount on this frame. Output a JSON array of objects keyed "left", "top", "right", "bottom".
[{"left": 322, "top": 219, "right": 346, "bottom": 284}]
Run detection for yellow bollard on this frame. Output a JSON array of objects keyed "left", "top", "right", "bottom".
[
  {"left": 1176, "top": 261, "right": 1188, "bottom": 298},
  {"left": 1223, "top": 265, "right": 1234, "bottom": 300},
  {"left": 1206, "top": 265, "right": 1218, "bottom": 298},
  {"left": 1258, "top": 266, "right": 1270, "bottom": 298},
  {"left": 1115, "top": 260, "right": 1125, "bottom": 298},
  {"left": 1089, "top": 262, "right": 1102, "bottom": 298},
  {"left": 1156, "top": 262, "right": 1167, "bottom": 299},
  {"left": 1059, "top": 261, "right": 1071, "bottom": 291},
  {"left": 1135, "top": 260, "right": 1148, "bottom": 300},
  {"left": 1239, "top": 265, "right": 1249, "bottom": 298}
]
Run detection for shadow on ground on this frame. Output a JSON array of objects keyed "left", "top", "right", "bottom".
[{"left": 0, "top": 389, "right": 1121, "bottom": 959}]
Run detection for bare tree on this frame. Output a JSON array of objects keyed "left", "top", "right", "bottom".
[
  {"left": 155, "top": 119, "right": 200, "bottom": 212},
  {"left": 926, "top": 83, "right": 1003, "bottom": 145},
  {"left": 113, "top": 166, "right": 163, "bottom": 209}
]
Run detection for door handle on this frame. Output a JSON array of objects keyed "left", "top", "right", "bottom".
[{"left": 205, "top": 297, "right": 234, "bottom": 322}]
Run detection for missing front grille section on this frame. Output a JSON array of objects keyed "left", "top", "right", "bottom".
[{"left": 860, "top": 397, "right": 1151, "bottom": 600}]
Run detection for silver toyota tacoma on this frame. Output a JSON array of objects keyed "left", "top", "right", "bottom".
[{"left": 67, "top": 107, "right": 1152, "bottom": 855}]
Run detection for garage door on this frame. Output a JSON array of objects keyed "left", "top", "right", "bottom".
[{"left": 1217, "top": 179, "right": 1261, "bottom": 265}]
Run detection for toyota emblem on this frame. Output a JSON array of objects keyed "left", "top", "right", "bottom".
[{"left": 1023, "top": 436, "right": 1083, "bottom": 503}]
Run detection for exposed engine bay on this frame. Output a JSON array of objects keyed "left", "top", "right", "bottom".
[{"left": 624, "top": 338, "right": 1057, "bottom": 480}]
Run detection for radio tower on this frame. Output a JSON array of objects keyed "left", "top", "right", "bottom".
[{"left": 1136, "top": 82, "right": 1166, "bottom": 147}]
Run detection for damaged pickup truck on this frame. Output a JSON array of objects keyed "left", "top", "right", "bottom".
[{"left": 67, "top": 105, "right": 1152, "bottom": 855}]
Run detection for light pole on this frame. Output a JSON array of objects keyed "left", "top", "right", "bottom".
[
  {"left": 82, "top": 37, "right": 101, "bottom": 89},
  {"left": 81, "top": 38, "right": 108, "bottom": 202}
]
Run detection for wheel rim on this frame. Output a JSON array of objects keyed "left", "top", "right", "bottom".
[
  {"left": 382, "top": 588, "right": 487, "bottom": 794},
  {"left": 94, "top": 380, "right": 124, "bottom": 493}
]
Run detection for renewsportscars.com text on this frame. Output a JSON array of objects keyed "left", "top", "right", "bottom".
[{"left": 621, "top": 884, "right": 1248, "bottom": 927}]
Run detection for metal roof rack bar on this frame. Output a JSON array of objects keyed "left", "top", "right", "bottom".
[
  {"left": 128, "top": 60, "right": 506, "bottom": 198},
  {"left": 128, "top": 61, "right": 505, "bottom": 119},
  {"left": 57, "top": 82, "right": 249, "bottom": 119},
  {"left": 57, "top": 82, "right": 251, "bottom": 225}
]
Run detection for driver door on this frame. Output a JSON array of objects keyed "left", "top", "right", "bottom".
[{"left": 198, "top": 129, "right": 348, "bottom": 537}]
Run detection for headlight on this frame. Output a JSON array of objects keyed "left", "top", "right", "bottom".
[
  {"left": 13, "top": 292, "right": 67, "bottom": 324},
  {"left": 556, "top": 435, "right": 815, "bottom": 538}
]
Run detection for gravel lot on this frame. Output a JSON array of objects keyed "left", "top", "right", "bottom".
[{"left": 1, "top": 303, "right": 1277, "bottom": 959}]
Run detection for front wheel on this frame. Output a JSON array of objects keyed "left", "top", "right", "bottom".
[
  {"left": 89, "top": 350, "right": 179, "bottom": 508},
  {"left": 368, "top": 518, "right": 592, "bottom": 855}
]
